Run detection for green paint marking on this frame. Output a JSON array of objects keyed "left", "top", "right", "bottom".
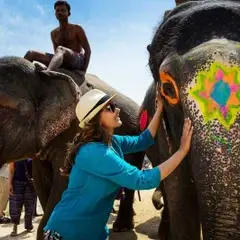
[{"left": 189, "top": 62, "right": 240, "bottom": 129}]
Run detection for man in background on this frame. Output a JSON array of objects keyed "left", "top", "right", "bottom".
[{"left": 24, "top": 1, "right": 91, "bottom": 72}]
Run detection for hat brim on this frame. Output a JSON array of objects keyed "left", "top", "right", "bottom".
[{"left": 79, "top": 94, "right": 117, "bottom": 128}]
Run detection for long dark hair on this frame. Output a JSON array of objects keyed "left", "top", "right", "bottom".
[{"left": 60, "top": 113, "right": 112, "bottom": 176}]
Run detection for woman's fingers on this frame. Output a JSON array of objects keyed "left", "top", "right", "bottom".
[
  {"left": 189, "top": 126, "right": 194, "bottom": 137},
  {"left": 183, "top": 118, "right": 192, "bottom": 139},
  {"left": 186, "top": 119, "right": 191, "bottom": 135},
  {"left": 185, "top": 127, "right": 193, "bottom": 149},
  {"left": 182, "top": 118, "right": 188, "bottom": 136},
  {"left": 186, "top": 125, "right": 194, "bottom": 144}
]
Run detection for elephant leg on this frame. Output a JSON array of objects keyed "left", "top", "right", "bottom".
[
  {"left": 149, "top": 160, "right": 170, "bottom": 239},
  {"left": 32, "top": 158, "right": 53, "bottom": 211},
  {"left": 113, "top": 152, "right": 145, "bottom": 231},
  {"left": 158, "top": 182, "right": 170, "bottom": 240},
  {"left": 163, "top": 166, "right": 201, "bottom": 240},
  {"left": 113, "top": 188, "right": 135, "bottom": 231},
  {"left": 158, "top": 206, "right": 170, "bottom": 240},
  {"left": 147, "top": 143, "right": 200, "bottom": 239},
  {"left": 145, "top": 139, "right": 170, "bottom": 238},
  {"left": 36, "top": 156, "right": 68, "bottom": 240}
]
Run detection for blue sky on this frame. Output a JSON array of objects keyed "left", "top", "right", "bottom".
[{"left": 0, "top": 0, "right": 175, "bottom": 104}]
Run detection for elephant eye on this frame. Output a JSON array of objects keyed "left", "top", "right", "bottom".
[
  {"left": 163, "top": 82, "right": 176, "bottom": 98},
  {"left": 160, "top": 71, "right": 180, "bottom": 105}
]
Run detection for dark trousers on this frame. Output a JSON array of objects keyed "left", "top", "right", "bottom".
[
  {"left": 33, "top": 196, "right": 37, "bottom": 216},
  {"left": 9, "top": 180, "right": 36, "bottom": 229}
]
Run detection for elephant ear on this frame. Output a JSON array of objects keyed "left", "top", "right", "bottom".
[{"left": 36, "top": 70, "right": 80, "bottom": 149}]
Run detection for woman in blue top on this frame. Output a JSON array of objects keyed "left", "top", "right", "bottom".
[{"left": 44, "top": 88, "right": 193, "bottom": 240}]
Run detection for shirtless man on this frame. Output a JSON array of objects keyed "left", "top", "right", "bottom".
[{"left": 24, "top": 1, "right": 91, "bottom": 72}]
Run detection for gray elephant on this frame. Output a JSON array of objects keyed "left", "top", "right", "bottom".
[
  {"left": 0, "top": 56, "right": 144, "bottom": 239},
  {"left": 139, "top": 0, "right": 240, "bottom": 239}
]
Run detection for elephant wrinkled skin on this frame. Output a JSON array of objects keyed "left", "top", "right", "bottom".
[
  {"left": 0, "top": 56, "right": 144, "bottom": 239},
  {"left": 140, "top": 1, "right": 240, "bottom": 239}
]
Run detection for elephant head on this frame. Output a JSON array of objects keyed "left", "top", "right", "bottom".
[
  {"left": 0, "top": 56, "right": 80, "bottom": 166},
  {"left": 144, "top": 0, "right": 240, "bottom": 239}
]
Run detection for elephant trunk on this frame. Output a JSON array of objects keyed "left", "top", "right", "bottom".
[
  {"left": 199, "top": 192, "right": 239, "bottom": 239},
  {"left": 192, "top": 147, "right": 240, "bottom": 239}
]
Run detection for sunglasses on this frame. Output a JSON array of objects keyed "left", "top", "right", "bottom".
[{"left": 105, "top": 103, "right": 117, "bottom": 112}]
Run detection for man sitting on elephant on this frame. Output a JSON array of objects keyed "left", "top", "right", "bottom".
[{"left": 24, "top": 1, "right": 91, "bottom": 72}]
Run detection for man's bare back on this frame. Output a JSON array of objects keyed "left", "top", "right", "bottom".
[{"left": 24, "top": 1, "right": 91, "bottom": 72}]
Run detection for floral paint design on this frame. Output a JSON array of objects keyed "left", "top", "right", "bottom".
[{"left": 189, "top": 62, "right": 240, "bottom": 129}]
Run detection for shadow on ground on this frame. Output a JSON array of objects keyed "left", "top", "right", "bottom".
[
  {"left": 0, "top": 230, "right": 33, "bottom": 240},
  {"left": 1, "top": 190, "right": 161, "bottom": 240},
  {"left": 0, "top": 216, "right": 42, "bottom": 240},
  {"left": 109, "top": 230, "right": 138, "bottom": 240},
  {"left": 135, "top": 216, "right": 160, "bottom": 239}
]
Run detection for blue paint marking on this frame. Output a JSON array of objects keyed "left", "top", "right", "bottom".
[{"left": 210, "top": 80, "right": 230, "bottom": 106}]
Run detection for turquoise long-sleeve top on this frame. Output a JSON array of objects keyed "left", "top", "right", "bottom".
[{"left": 44, "top": 129, "right": 161, "bottom": 240}]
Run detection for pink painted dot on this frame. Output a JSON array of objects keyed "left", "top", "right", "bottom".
[
  {"left": 220, "top": 106, "right": 228, "bottom": 118},
  {"left": 230, "top": 84, "right": 239, "bottom": 92},
  {"left": 200, "top": 91, "right": 208, "bottom": 98},
  {"left": 139, "top": 110, "right": 148, "bottom": 131},
  {"left": 216, "top": 69, "right": 224, "bottom": 80}
]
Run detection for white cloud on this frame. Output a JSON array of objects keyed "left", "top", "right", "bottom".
[
  {"left": 36, "top": 4, "right": 45, "bottom": 16},
  {"left": 87, "top": 20, "right": 157, "bottom": 105},
  {"left": 0, "top": 1, "right": 54, "bottom": 56}
]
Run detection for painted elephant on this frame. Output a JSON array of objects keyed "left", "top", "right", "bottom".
[
  {"left": 139, "top": 1, "right": 240, "bottom": 239},
  {"left": 0, "top": 56, "right": 145, "bottom": 239}
]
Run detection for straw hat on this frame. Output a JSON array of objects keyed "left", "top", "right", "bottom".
[{"left": 76, "top": 89, "right": 116, "bottom": 128}]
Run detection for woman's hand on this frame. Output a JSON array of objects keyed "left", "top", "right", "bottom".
[
  {"left": 158, "top": 118, "right": 194, "bottom": 180},
  {"left": 155, "top": 82, "right": 163, "bottom": 114},
  {"left": 147, "top": 83, "right": 164, "bottom": 138},
  {"left": 179, "top": 118, "right": 194, "bottom": 155}
]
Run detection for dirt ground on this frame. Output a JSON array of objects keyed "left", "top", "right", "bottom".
[{"left": 0, "top": 189, "right": 161, "bottom": 240}]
